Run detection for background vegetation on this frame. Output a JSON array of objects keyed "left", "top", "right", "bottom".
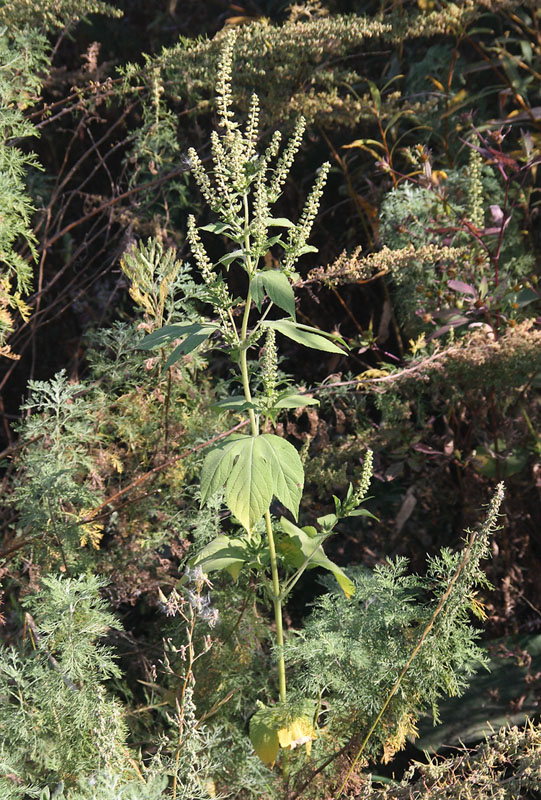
[{"left": 0, "top": 0, "right": 539, "bottom": 797}]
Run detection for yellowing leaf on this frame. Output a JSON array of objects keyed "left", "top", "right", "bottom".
[
  {"left": 277, "top": 716, "right": 317, "bottom": 756},
  {"left": 249, "top": 708, "right": 279, "bottom": 767},
  {"left": 354, "top": 368, "right": 390, "bottom": 382},
  {"left": 427, "top": 76, "right": 444, "bottom": 91},
  {"left": 78, "top": 512, "right": 104, "bottom": 550},
  {"left": 449, "top": 89, "right": 468, "bottom": 107},
  {"left": 249, "top": 703, "right": 318, "bottom": 767}
]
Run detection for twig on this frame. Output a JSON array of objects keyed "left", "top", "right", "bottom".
[{"left": 314, "top": 346, "right": 455, "bottom": 391}]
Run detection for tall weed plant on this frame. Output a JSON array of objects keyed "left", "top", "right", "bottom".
[{"left": 137, "top": 32, "right": 507, "bottom": 794}]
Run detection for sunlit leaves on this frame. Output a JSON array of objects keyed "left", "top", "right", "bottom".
[{"left": 263, "top": 319, "right": 347, "bottom": 354}]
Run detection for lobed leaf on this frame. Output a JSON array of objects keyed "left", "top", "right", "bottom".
[{"left": 200, "top": 434, "right": 304, "bottom": 529}]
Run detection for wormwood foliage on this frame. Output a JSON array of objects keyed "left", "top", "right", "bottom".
[
  {"left": 0, "top": 29, "right": 45, "bottom": 356},
  {"left": 0, "top": 575, "right": 129, "bottom": 797},
  {"left": 286, "top": 485, "right": 505, "bottom": 768}
]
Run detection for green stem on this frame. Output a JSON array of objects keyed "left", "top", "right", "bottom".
[
  {"left": 240, "top": 285, "right": 258, "bottom": 437},
  {"left": 239, "top": 192, "right": 286, "bottom": 708},
  {"left": 265, "top": 508, "right": 287, "bottom": 704},
  {"left": 239, "top": 191, "right": 259, "bottom": 437}
]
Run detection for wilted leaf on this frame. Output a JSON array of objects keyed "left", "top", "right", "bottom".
[{"left": 249, "top": 702, "right": 317, "bottom": 767}]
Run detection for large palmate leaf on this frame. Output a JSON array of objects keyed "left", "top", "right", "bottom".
[
  {"left": 200, "top": 434, "right": 304, "bottom": 530},
  {"left": 278, "top": 517, "right": 355, "bottom": 598}
]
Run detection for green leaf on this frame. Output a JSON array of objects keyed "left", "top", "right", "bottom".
[
  {"left": 251, "top": 271, "right": 296, "bottom": 317},
  {"left": 274, "top": 392, "right": 319, "bottom": 409},
  {"left": 266, "top": 234, "right": 285, "bottom": 248},
  {"left": 191, "top": 534, "right": 249, "bottom": 580},
  {"left": 218, "top": 249, "right": 244, "bottom": 268},
  {"left": 516, "top": 287, "right": 539, "bottom": 307},
  {"left": 297, "top": 244, "right": 318, "bottom": 256},
  {"left": 163, "top": 325, "right": 217, "bottom": 367},
  {"left": 249, "top": 706, "right": 280, "bottom": 767},
  {"left": 200, "top": 221, "right": 233, "bottom": 235},
  {"left": 212, "top": 396, "right": 256, "bottom": 411},
  {"left": 200, "top": 434, "right": 304, "bottom": 529},
  {"left": 264, "top": 319, "right": 347, "bottom": 354},
  {"left": 348, "top": 508, "right": 379, "bottom": 520},
  {"left": 251, "top": 272, "right": 265, "bottom": 311},
  {"left": 279, "top": 517, "right": 355, "bottom": 597},
  {"left": 262, "top": 271, "right": 296, "bottom": 319},
  {"left": 265, "top": 217, "right": 295, "bottom": 228},
  {"left": 368, "top": 80, "right": 381, "bottom": 113},
  {"left": 139, "top": 322, "right": 217, "bottom": 350},
  {"left": 316, "top": 513, "right": 338, "bottom": 530}
]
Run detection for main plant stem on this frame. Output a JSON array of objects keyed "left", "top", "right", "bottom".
[{"left": 239, "top": 292, "right": 287, "bottom": 703}]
